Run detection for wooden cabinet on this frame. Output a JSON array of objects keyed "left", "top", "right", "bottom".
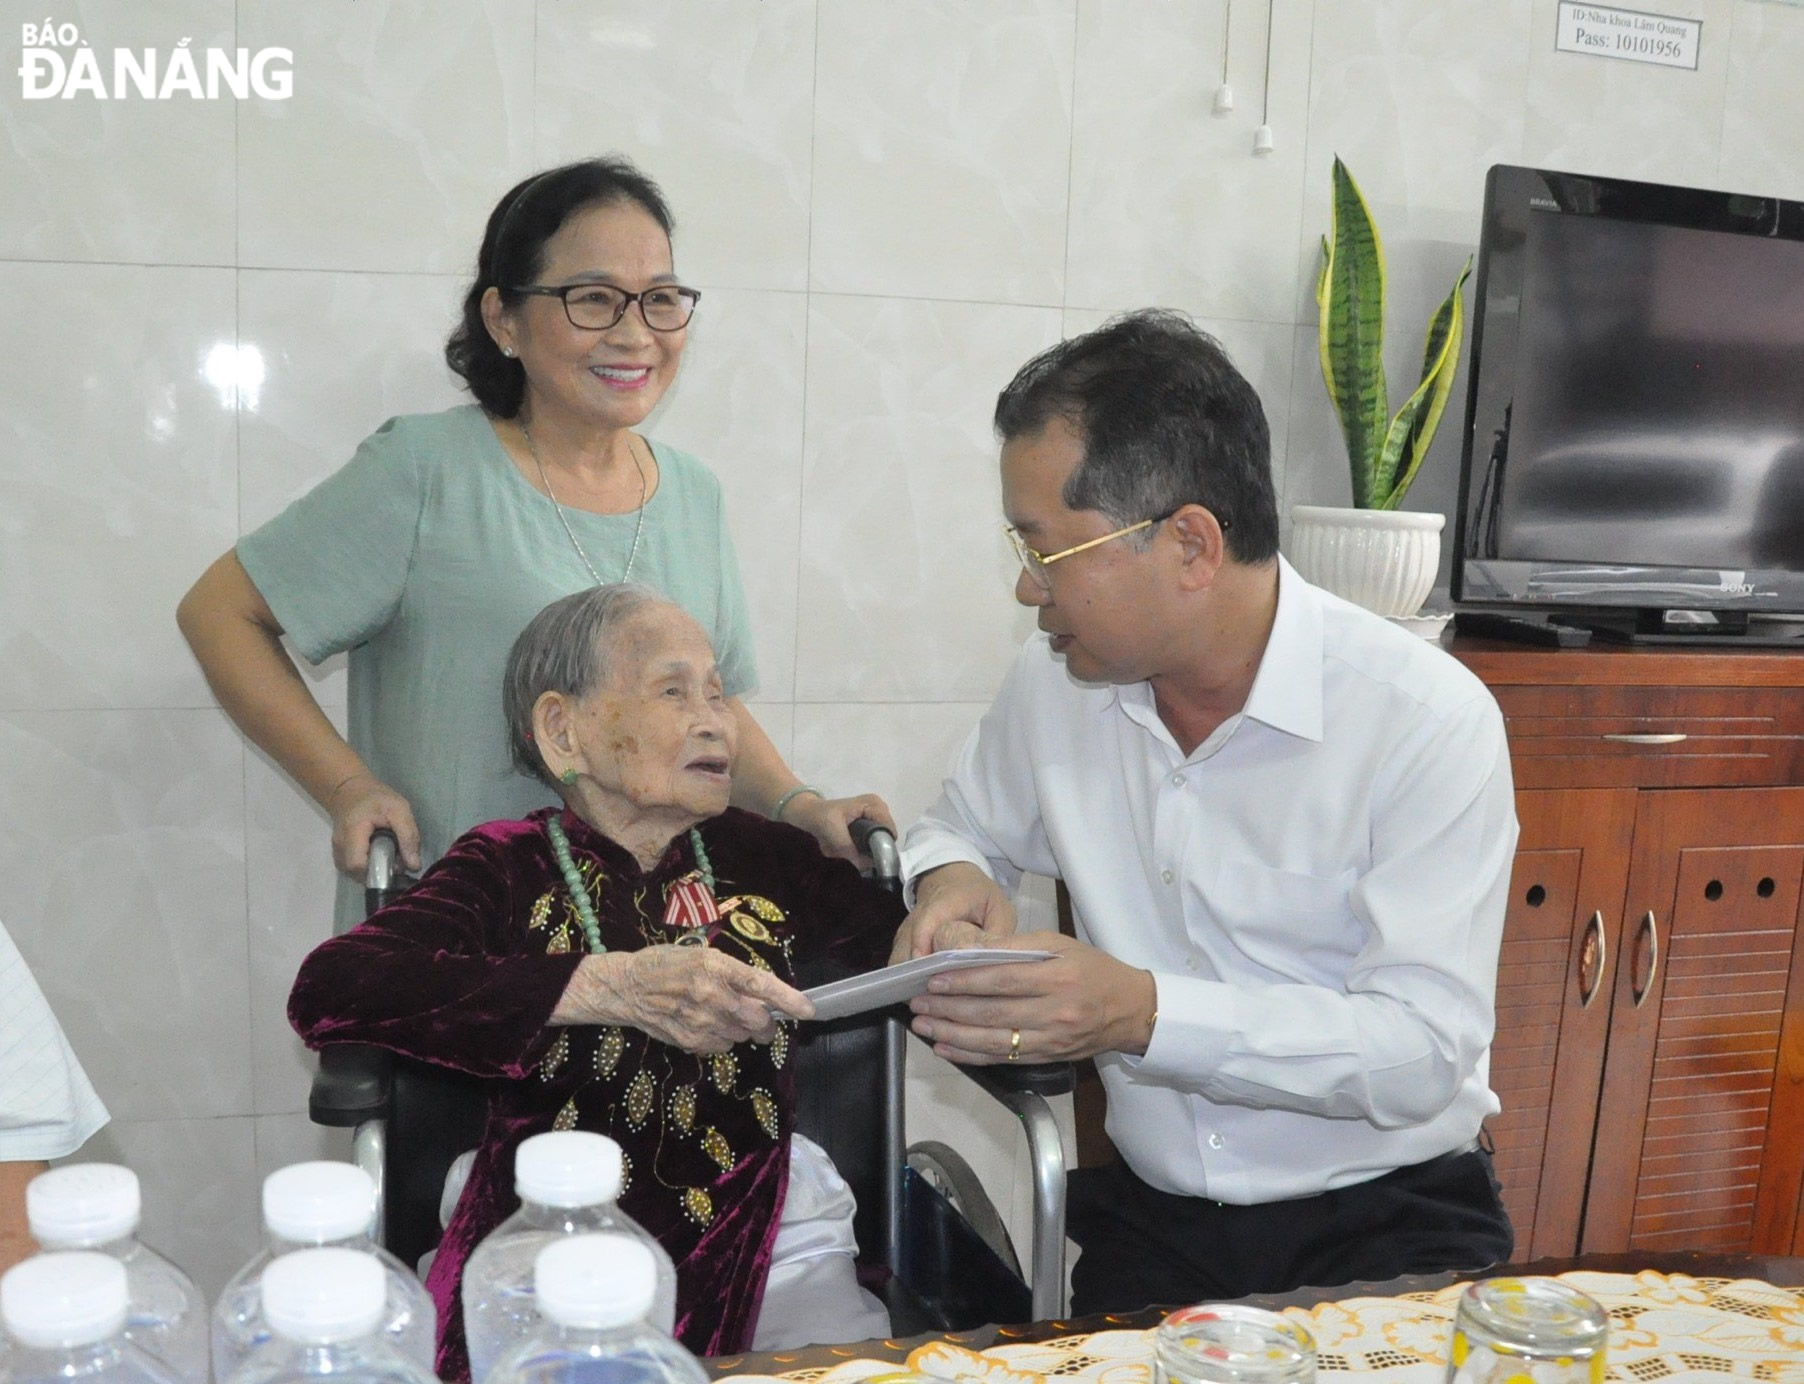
[{"left": 1452, "top": 639, "right": 1804, "bottom": 1260}]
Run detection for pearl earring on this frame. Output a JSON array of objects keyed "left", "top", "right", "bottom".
[{"left": 502, "top": 346, "right": 516, "bottom": 358}]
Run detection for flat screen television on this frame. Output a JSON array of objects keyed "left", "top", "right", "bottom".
[{"left": 1451, "top": 164, "right": 1804, "bottom": 644}]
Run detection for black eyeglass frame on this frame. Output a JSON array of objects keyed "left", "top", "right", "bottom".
[{"left": 510, "top": 282, "right": 702, "bottom": 332}]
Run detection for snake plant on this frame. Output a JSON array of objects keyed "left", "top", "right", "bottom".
[{"left": 1316, "top": 156, "right": 1472, "bottom": 510}]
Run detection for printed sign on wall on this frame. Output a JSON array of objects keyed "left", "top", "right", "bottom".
[{"left": 1555, "top": 2, "right": 1702, "bottom": 69}]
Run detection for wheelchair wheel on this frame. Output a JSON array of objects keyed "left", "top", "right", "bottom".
[{"left": 905, "top": 1140, "right": 1023, "bottom": 1281}]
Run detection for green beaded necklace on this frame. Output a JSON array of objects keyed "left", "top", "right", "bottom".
[{"left": 545, "top": 816, "right": 715, "bottom": 954}]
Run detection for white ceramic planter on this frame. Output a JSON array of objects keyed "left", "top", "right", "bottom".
[{"left": 1286, "top": 504, "right": 1445, "bottom": 619}]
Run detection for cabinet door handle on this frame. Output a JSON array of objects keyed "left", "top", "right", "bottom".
[
  {"left": 1577, "top": 909, "right": 1606, "bottom": 1008},
  {"left": 1632, "top": 910, "right": 1661, "bottom": 1008},
  {"left": 1602, "top": 732, "right": 1689, "bottom": 745}
]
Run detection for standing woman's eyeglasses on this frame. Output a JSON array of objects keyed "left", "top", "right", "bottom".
[{"left": 512, "top": 282, "right": 702, "bottom": 332}]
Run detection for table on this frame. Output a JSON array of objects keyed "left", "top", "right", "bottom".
[{"left": 709, "top": 1254, "right": 1804, "bottom": 1382}]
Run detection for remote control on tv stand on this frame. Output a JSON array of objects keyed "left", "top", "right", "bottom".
[{"left": 1453, "top": 611, "right": 1593, "bottom": 647}]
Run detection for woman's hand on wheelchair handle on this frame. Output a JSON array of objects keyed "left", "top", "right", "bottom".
[
  {"left": 781, "top": 791, "right": 897, "bottom": 864},
  {"left": 891, "top": 862, "right": 1018, "bottom": 962},
  {"left": 555, "top": 949, "right": 816, "bottom": 1053},
  {"left": 326, "top": 772, "right": 422, "bottom": 879}
]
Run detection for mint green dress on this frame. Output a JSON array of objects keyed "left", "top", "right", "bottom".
[{"left": 237, "top": 404, "right": 758, "bottom": 929}]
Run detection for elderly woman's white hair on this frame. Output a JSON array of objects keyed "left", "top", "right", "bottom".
[{"left": 502, "top": 582, "right": 683, "bottom": 789}]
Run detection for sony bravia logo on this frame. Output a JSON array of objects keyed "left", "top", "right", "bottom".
[
  {"left": 1529, "top": 197, "right": 1558, "bottom": 210},
  {"left": 18, "top": 21, "right": 293, "bottom": 100}
]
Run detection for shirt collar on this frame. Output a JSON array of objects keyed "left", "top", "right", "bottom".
[
  {"left": 1239, "top": 556, "right": 1325, "bottom": 743},
  {"left": 1102, "top": 555, "right": 1324, "bottom": 746}
]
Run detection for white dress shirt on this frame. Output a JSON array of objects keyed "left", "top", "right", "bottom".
[
  {"left": 0, "top": 916, "right": 109, "bottom": 1161},
  {"left": 902, "top": 558, "right": 1517, "bottom": 1205}
]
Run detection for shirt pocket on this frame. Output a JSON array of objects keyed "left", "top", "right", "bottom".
[{"left": 1205, "top": 859, "right": 1362, "bottom": 983}]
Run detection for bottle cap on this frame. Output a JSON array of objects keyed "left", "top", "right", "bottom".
[
  {"left": 261, "top": 1247, "right": 386, "bottom": 1344},
  {"left": 262, "top": 1162, "right": 376, "bottom": 1243},
  {"left": 534, "top": 1234, "right": 656, "bottom": 1330},
  {"left": 515, "top": 1131, "right": 623, "bottom": 1208},
  {"left": 26, "top": 1165, "right": 141, "bottom": 1247},
  {"left": 1, "top": 1251, "right": 129, "bottom": 1349}
]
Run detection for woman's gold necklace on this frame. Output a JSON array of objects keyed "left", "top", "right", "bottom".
[{"left": 521, "top": 421, "right": 648, "bottom": 585}]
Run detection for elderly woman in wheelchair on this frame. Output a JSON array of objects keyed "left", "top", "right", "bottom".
[{"left": 288, "top": 583, "right": 903, "bottom": 1378}]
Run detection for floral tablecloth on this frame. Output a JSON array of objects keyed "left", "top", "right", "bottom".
[{"left": 720, "top": 1274, "right": 1804, "bottom": 1384}]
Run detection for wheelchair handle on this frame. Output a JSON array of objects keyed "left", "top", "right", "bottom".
[
  {"left": 363, "top": 828, "right": 404, "bottom": 919},
  {"left": 850, "top": 818, "right": 901, "bottom": 892}
]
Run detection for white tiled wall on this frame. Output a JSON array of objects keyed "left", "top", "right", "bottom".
[{"left": 3, "top": 0, "right": 1802, "bottom": 1305}]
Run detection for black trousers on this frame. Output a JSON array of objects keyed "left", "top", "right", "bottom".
[{"left": 1067, "top": 1147, "right": 1514, "bottom": 1315}]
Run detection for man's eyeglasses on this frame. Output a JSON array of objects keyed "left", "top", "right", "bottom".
[
  {"left": 512, "top": 282, "right": 701, "bottom": 332},
  {"left": 1005, "top": 509, "right": 1225, "bottom": 590},
  {"left": 1006, "top": 516, "right": 1159, "bottom": 590}
]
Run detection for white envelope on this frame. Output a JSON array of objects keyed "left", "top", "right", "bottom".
[{"left": 802, "top": 948, "right": 1055, "bottom": 1022}]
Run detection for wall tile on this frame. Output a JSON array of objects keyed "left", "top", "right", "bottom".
[
  {"left": 1301, "top": 0, "right": 1533, "bottom": 222},
  {"left": 0, "top": 710, "right": 251, "bottom": 1123},
  {"left": 236, "top": 0, "right": 536, "bottom": 273},
  {"left": 1063, "top": 307, "right": 1297, "bottom": 500},
  {"left": 74, "top": 1116, "right": 261, "bottom": 1302},
  {"left": 236, "top": 270, "right": 468, "bottom": 533},
  {"left": 245, "top": 735, "right": 339, "bottom": 1118},
  {"left": 0, "top": 262, "right": 236, "bottom": 711},
  {"left": 792, "top": 702, "right": 989, "bottom": 831},
  {"left": 236, "top": 269, "right": 469, "bottom": 712},
  {"left": 1523, "top": 0, "right": 1734, "bottom": 188},
  {"left": 535, "top": 1, "right": 818, "bottom": 293},
  {"left": 1293, "top": 0, "right": 1533, "bottom": 323},
  {"left": 810, "top": 0, "right": 1075, "bottom": 304},
  {"left": 742, "top": 702, "right": 795, "bottom": 769},
  {"left": 0, "top": 0, "right": 236, "bottom": 264},
  {"left": 1066, "top": 0, "right": 1314, "bottom": 324},
  {"left": 647, "top": 289, "right": 808, "bottom": 703},
  {"left": 1718, "top": 3, "right": 1804, "bottom": 201},
  {"left": 795, "top": 296, "right": 1055, "bottom": 702},
  {"left": 254, "top": 1112, "right": 352, "bottom": 1185}
]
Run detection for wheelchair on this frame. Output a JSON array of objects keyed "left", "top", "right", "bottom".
[{"left": 307, "top": 825, "right": 1073, "bottom": 1337}]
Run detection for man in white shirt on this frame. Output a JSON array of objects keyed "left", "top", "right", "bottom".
[
  {"left": 0, "top": 916, "right": 110, "bottom": 1272},
  {"left": 898, "top": 310, "right": 1517, "bottom": 1311}
]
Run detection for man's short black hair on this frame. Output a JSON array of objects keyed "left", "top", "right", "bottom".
[{"left": 993, "top": 309, "right": 1278, "bottom": 563}]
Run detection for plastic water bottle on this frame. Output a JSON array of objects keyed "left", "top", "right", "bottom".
[
  {"left": 482, "top": 1235, "right": 706, "bottom": 1384},
  {"left": 211, "top": 1163, "right": 435, "bottom": 1381},
  {"left": 26, "top": 1165, "right": 208, "bottom": 1384},
  {"left": 462, "top": 1133, "right": 676, "bottom": 1384},
  {"left": 222, "top": 1248, "right": 439, "bottom": 1384},
  {"left": 1, "top": 1250, "right": 189, "bottom": 1384}
]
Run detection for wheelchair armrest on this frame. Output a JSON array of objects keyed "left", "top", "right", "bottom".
[
  {"left": 957, "top": 1059, "right": 1076, "bottom": 1100},
  {"left": 309, "top": 1044, "right": 394, "bottom": 1127}
]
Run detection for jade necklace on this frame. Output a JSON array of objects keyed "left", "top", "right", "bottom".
[{"left": 545, "top": 816, "right": 715, "bottom": 954}]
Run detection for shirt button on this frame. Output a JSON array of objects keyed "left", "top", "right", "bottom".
[
  {"left": 1208, "top": 1133, "right": 1226, "bottom": 1150},
  {"left": 1160, "top": 869, "right": 1174, "bottom": 885},
  {"left": 1171, "top": 773, "right": 1185, "bottom": 787},
  {"left": 1186, "top": 957, "right": 1199, "bottom": 972}
]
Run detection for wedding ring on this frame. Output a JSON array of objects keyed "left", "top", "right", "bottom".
[{"left": 1008, "top": 1028, "right": 1022, "bottom": 1062}]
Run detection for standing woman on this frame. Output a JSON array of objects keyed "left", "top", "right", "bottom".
[{"left": 179, "top": 158, "right": 889, "bottom": 929}]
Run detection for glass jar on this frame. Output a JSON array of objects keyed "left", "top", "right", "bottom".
[
  {"left": 1155, "top": 1304, "right": 1316, "bottom": 1384},
  {"left": 1445, "top": 1277, "right": 1609, "bottom": 1384}
]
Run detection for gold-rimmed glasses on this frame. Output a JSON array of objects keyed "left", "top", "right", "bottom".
[
  {"left": 1005, "top": 515, "right": 1162, "bottom": 590},
  {"left": 512, "top": 282, "right": 701, "bottom": 332}
]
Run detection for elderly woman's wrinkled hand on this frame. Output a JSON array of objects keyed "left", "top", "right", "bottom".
[{"left": 556, "top": 948, "right": 816, "bottom": 1053}]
